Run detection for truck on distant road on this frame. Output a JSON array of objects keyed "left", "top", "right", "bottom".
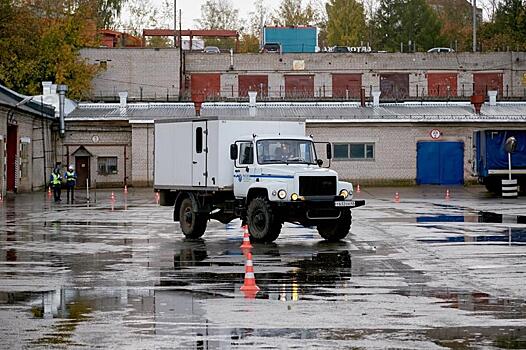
[
  {"left": 154, "top": 117, "right": 364, "bottom": 242},
  {"left": 473, "top": 129, "right": 526, "bottom": 193}
]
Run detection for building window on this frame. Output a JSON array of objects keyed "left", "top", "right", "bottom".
[
  {"left": 98, "top": 157, "right": 118, "bottom": 175},
  {"left": 333, "top": 143, "right": 375, "bottom": 160}
]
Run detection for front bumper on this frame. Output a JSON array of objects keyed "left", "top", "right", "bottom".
[{"left": 273, "top": 196, "right": 365, "bottom": 222}]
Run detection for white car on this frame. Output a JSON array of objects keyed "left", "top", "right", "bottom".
[{"left": 427, "top": 47, "right": 454, "bottom": 53}]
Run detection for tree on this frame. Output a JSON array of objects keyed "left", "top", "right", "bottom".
[
  {"left": 326, "top": 0, "right": 367, "bottom": 46},
  {"left": 272, "top": 0, "right": 319, "bottom": 26},
  {"left": 430, "top": 0, "right": 473, "bottom": 51},
  {"left": 118, "top": 0, "right": 158, "bottom": 36},
  {"left": 196, "top": 0, "right": 241, "bottom": 30},
  {"left": 374, "top": 0, "right": 445, "bottom": 52},
  {"left": 0, "top": 1, "right": 100, "bottom": 99},
  {"left": 479, "top": 0, "right": 526, "bottom": 50},
  {"left": 248, "top": 0, "right": 271, "bottom": 39}
]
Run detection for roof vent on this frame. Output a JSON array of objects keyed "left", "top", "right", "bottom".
[
  {"left": 470, "top": 94, "right": 484, "bottom": 114},
  {"left": 488, "top": 90, "right": 497, "bottom": 106},
  {"left": 372, "top": 91, "right": 381, "bottom": 107},
  {"left": 119, "top": 91, "right": 128, "bottom": 108},
  {"left": 42, "top": 81, "right": 52, "bottom": 95}
]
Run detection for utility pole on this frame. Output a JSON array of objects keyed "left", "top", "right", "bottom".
[
  {"left": 472, "top": 0, "right": 477, "bottom": 52},
  {"left": 174, "top": 0, "right": 177, "bottom": 47}
]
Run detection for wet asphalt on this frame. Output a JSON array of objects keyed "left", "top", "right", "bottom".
[{"left": 0, "top": 186, "right": 525, "bottom": 349}]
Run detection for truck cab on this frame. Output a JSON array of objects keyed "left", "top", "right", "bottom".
[{"left": 228, "top": 135, "right": 363, "bottom": 242}]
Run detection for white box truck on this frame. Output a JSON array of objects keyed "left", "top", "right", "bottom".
[{"left": 154, "top": 117, "right": 365, "bottom": 242}]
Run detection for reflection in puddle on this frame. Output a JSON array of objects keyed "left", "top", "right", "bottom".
[{"left": 417, "top": 228, "right": 526, "bottom": 245}]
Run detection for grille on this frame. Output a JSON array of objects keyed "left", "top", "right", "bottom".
[{"left": 299, "top": 176, "right": 336, "bottom": 196}]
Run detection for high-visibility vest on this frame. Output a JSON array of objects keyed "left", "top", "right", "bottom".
[
  {"left": 52, "top": 173, "right": 61, "bottom": 185},
  {"left": 66, "top": 171, "right": 76, "bottom": 182}
]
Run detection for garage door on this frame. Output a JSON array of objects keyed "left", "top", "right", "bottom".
[
  {"left": 332, "top": 74, "right": 362, "bottom": 98},
  {"left": 473, "top": 72, "right": 503, "bottom": 97},
  {"left": 191, "top": 73, "right": 221, "bottom": 100},
  {"left": 239, "top": 75, "right": 268, "bottom": 97},
  {"left": 285, "top": 75, "right": 314, "bottom": 98},
  {"left": 417, "top": 141, "right": 464, "bottom": 185}
]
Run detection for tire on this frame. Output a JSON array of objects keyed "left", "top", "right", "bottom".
[
  {"left": 247, "top": 197, "right": 282, "bottom": 243},
  {"left": 178, "top": 198, "right": 207, "bottom": 239},
  {"left": 484, "top": 177, "right": 502, "bottom": 194},
  {"left": 317, "top": 210, "right": 352, "bottom": 242}
]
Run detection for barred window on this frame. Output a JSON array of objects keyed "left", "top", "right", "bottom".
[
  {"left": 333, "top": 143, "right": 375, "bottom": 160},
  {"left": 98, "top": 157, "right": 118, "bottom": 175}
]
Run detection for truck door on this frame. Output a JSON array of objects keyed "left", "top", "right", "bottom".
[
  {"left": 192, "top": 121, "right": 207, "bottom": 186},
  {"left": 234, "top": 141, "right": 255, "bottom": 197}
]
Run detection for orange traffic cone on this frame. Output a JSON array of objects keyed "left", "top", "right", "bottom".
[
  {"left": 155, "top": 192, "right": 160, "bottom": 204},
  {"left": 394, "top": 192, "right": 400, "bottom": 203},
  {"left": 111, "top": 192, "right": 115, "bottom": 200},
  {"left": 240, "top": 225, "right": 253, "bottom": 249},
  {"left": 124, "top": 185, "right": 128, "bottom": 194},
  {"left": 356, "top": 184, "right": 361, "bottom": 193},
  {"left": 240, "top": 252, "right": 260, "bottom": 293},
  {"left": 445, "top": 189, "right": 451, "bottom": 200},
  {"left": 48, "top": 186, "right": 52, "bottom": 195}
]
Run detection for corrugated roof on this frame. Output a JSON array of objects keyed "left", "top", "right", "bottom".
[
  {"left": 66, "top": 101, "right": 526, "bottom": 123},
  {"left": 0, "top": 84, "right": 55, "bottom": 118}
]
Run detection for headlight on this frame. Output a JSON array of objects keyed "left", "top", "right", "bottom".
[
  {"left": 339, "top": 189, "right": 349, "bottom": 199},
  {"left": 291, "top": 193, "right": 299, "bottom": 201},
  {"left": 277, "top": 189, "right": 287, "bottom": 199}
]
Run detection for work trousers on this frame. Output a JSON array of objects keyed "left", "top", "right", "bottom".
[
  {"left": 53, "top": 185, "right": 61, "bottom": 202},
  {"left": 66, "top": 184, "right": 75, "bottom": 202}
]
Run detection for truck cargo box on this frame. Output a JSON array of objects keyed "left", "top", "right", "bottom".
[
  {"left": 154, "top": 117, "right": 305, "bottom": 190},
  {"left": 474, "top": 130, "right": 526, "bottom": 177}
]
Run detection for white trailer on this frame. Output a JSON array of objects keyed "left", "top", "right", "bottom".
[{"left": 155, "top": 117, "right": 364, "bottom": 242}]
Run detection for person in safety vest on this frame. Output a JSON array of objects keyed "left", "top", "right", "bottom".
[
  {"left": 49, "top": 168, "right": 62, "bottom": 202},
  {"left": 64, "top": 165, "right": 77, "bottom": 203}
]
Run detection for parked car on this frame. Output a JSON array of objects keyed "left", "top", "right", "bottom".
[
  {"left": 203, "top": 46, "right": 221, "bottom": 54},
  {"left": 260, "top": 43, "right": 281, "bottom": 53},
  {"left": 427, "top": 47, "right": 454, "bottom": 53},
  {"left": 330, "top": 46, "right": 351, "bottom": 53}
]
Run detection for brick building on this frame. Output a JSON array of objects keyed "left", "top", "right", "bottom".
[
  {"left": 81, "top": 49, "right": 526, "bottom": 101},
  {"left": 0, "top": 84, "right": 56, "bottom": 195},
  {"left": 65, "top": 95, "right": 526, "bottom": 188}
]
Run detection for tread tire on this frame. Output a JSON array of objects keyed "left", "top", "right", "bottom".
[
  {"left": 179, "top": 198, "right": 207, "bottom": 239},
  {"left": 317, "top": 210, "right": 352, "bottom": 242},
  {"left": 247, "top": 197, "right": 282, "bottom": 243}
]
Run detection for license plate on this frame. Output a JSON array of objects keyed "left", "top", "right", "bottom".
[{"left": 335, "top": 201, "right": 355, "bottom": 207}]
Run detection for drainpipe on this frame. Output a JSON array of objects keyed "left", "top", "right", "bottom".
[{"left": 57, "top": 84, "right": 68, "bottom": 138}]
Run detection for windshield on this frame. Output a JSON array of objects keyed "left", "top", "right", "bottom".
[{"left": 257, "top": 139, "right": 317, "bottom": 165}]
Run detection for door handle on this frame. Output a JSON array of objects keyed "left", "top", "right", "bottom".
[{"left": 192, "top": 161, "right": 197, "bottom": 164}]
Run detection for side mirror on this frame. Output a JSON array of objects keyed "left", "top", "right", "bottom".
[
  {"left": 230, "top": 144, "right": 238, "bottom": 160},
  {"left": 326, "top": 143, "right": 332, "bottom": 160},
  {"left": 316, "top": 159, "right": 323, "bottom": 166},
  {"left": 505, "top": 136, "right": 517, "bottom": 153}
]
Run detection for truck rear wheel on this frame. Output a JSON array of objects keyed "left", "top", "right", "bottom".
[
  {"left": 179, "top": 198, "right": 207, "bottom": 239},
  {"left": 317, "top": 210, "right": 352, "bottom": 242},
  {"left": 247, "top": 197, "right": 282, "bottom": 243}
]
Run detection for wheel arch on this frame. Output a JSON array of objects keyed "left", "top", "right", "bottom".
[
  {"left": 246, "top": 187, "right": 268, "bottom": 204},
  {"left": 173, "top": 191, "right": 199, "bottom": 222}
]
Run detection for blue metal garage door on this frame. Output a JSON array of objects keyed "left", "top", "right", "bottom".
[{"left": 417, "top": 141, "right": 464, "bottom": 185}]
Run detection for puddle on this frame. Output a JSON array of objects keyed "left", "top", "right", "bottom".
[{"left": 417, "top": 228, "right": 526, "bottom": 245}]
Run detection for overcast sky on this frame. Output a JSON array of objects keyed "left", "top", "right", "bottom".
[{"left": 148, "top": 0, "right": 494, "bottom": 29}]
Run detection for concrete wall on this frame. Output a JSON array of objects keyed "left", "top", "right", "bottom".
[
  {"left": 80, "top": 49, "right": 526, "bottom": 100},
  {"left": 82, "top": 48, "right": 181, "bottom": 100},
  {"left": 130, "top": 124, "right": 154, "bottom": 187}
]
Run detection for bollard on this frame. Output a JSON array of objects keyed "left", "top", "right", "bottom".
[{"left": 502, "top": 179, "right": 518, "bottom": 198}]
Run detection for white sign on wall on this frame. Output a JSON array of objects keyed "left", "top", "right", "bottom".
[{"left": 430, "top": 129, "right": 442, "bottom": 139}]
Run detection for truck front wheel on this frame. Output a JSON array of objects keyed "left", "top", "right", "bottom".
[
  {"left": 317, "top": 210, "right": 352, "bottom": 242},
  {"left": 179, "top": 198, "right": 207, "bottom": 238},
  {"left": 247, "top": 197, "right": 282, "bottom": 243}
]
